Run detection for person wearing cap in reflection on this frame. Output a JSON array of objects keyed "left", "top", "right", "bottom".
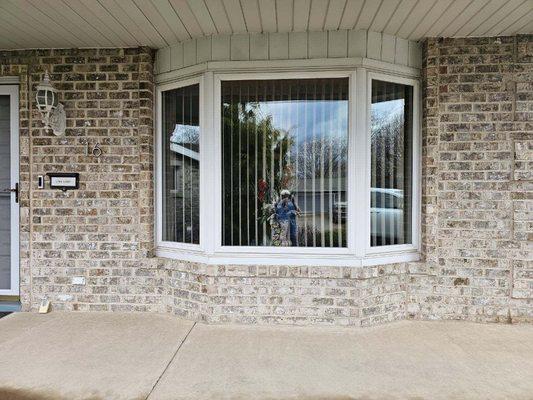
[{"left": 275, "top": 189, "right": 300, "bottom": 246}]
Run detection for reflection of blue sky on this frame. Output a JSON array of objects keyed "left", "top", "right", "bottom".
[
  {"left": 372, "top": 99, "right": 404, "bottom": 119},
  {"left": 253, "top": 100, "right": 348, "bottom": 143}
]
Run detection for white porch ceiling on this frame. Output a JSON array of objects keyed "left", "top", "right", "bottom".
[{"left": 0, "top": 0, "right": 531, "bottom": 50}]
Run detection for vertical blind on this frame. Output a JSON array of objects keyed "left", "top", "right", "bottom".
[
  {"left": 370, "top": 80, "right": 413, "bottom": 246},
  {"left": 162, "top": 84, "right": 200, "bottom": 244},
  {"left": 221, "top": 78, "right": 349, "bottom": 248}
]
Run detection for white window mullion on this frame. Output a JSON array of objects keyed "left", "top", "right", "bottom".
[
  {"left": 202, "top": 72, "right": 216, "bottom": 255},
  {"left": 352, "top": 68, "right": 366, "bottom": 258}
]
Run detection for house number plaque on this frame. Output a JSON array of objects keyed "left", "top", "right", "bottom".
[{"left": 47, "top": 173, "right": 79, "bottom": 191}]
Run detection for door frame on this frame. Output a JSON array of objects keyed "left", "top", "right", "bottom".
[{"left": 0, "top": 84, "right": 19, "bottom": 296}]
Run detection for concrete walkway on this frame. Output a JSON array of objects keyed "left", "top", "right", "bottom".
[{"left": 0, "top": 313, "right": 532, "bottom": 400}]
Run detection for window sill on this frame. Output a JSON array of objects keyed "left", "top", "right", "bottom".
[{"left": 155, "top": 245, "right": 420, "bottom": 267}]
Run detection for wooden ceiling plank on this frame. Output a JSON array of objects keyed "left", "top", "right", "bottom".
[
  {"left": 63, "top": 0, "right": 136, "bottom": 47},
  {"left": 501, "top": 9, "right": 533, "bottom": 35},
  {"left": 4, "top": 0, "right": 80, "bottom": 47},
  {"left": 0, "top": 14, "right": 48, "bottom": 48},
  {"left": 223, "top": 0, "right": 247, "bottom": 33},
  {"left": 438, "top": 0, "right": 489, "bottom": 36},
  {"left": 133, "top": 0, "right": 180, "bottom": 45},
  {"left": 240, "top": 0, "right": 262, "bottom": 33},
  {"left": 486, "top": 1, "right": 532, "bottom": 36},
  {"left": 114, "top": 0, "right": 167, "bottom": 47},
  {"left": 168, "top": 0, "right": 204, "bottom": 37},
  {"left": 33, "top": 0, "right": 112, "bottom": 47},
  {"left": 0, "top": 32, "right": 22, "bottom": 50},
  {"left": 409, "top": 0, "right": 454, "bottom": 40},
  {"left": 98, "top": 0, "right": 154, "bottom": 46},
  {"left": 259, "top": 0, "right": 277, "bottom": 32},
  {"left": 308, "top": 0, "right": 329, "bottom": 30},
  {"left": 323, "top": 0, "right": 346, "bottom": 31},
  {"left": 423, "top": 0, "right": 471, "bottom": 37},
  {"left": 354, "top": 0, "right": 382, "bottom": 30},
  {"left": 469, "top": 0, "right": 525, "bottom": 36},
  {"left": 397, "top": 0, "right": 438, "bottom": 38},
  {"left": 187, "top": 0, "right": 217, "bottom": 35},
  {"left": 339, "top": 0, "right": 364, "bottom": 30},
  {"left": 370, "top": 0, "right": 400, "bottom": 32},
  {"left": 382, "top": 0, "right": 417, "bottom": 35},
  {"left": 517, "top": 18, "right": 533, "bottom": 33},
  {"left": 454, "top": 0, "right": 506, "bottom": 36},
  {"left": 0, "top": 5, "right": 56, "bottom": 48},
  {"left": 276, "top": 0, "right": 293, "bottom": 32},
  {"left": 150, "top": 0, "right": 191, "bottom": 41},
  {"left": 293, "top": 0, "right": 311, "bottom": 31}
]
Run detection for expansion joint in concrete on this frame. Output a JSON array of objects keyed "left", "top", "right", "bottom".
[{"left": 145, "top": 321, "right": 197, "bottom": 400}]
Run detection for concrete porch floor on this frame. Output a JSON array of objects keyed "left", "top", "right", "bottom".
[{"left": 0, "top": 313, "right": 532, "bottom": 400}]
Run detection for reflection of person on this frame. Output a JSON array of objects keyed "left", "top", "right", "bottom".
[{"left": 275, "top": 189, "right": 300, "bottom": 246}]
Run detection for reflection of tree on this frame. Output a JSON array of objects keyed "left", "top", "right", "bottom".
[
  {"left": 222, "top": 102, "right": 294, "bottom": 246},
  {"left": 371, "top": 110, "right": 404, "bottom": 188},
  {"left": 171, "top": 125, "right": 199, "bottom": 146},
  {"left": 294, "top": 136, "right": 347, "bottom": 178}
]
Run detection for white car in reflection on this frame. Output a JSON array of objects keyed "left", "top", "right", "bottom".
[{"left": 371, "top": 188, "right": 404, "bottom": 245}]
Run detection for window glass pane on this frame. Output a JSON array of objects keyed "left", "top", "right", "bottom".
[
  {"left": 221, "top": 78, "right": 349, "bottom": 248},
  {"left": 370, "top": 80, "right": 413, "bottom": 246},
  {"left": 162, "top": 84, "right": 200, "bottom": 244}
]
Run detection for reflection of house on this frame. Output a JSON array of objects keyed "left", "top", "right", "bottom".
[
  {"left": 164, "top": 123, "right": 200, "bottom": 242},
  {"left": 293, "top": 177, "right": 346, "bottom": 214},
  {"left": 168, "top": 123, "right": 199, "bottom": 197}
]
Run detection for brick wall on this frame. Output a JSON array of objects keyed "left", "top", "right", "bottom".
[
  {"left": 0, "top": 48, "right": 163, "bottom": 312},
  {"left": 1, "top": 36, "right": 531, "bottom": 326},
  {"left": 409, "top": 35, "right": 533, "bottom": 323}
]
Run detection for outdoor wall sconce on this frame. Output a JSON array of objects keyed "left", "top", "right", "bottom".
[{"left": 36, "top": 70, "right": 66, "bottom": 136}]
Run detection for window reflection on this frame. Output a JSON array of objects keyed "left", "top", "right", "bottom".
[
  {"left": 221, "top": 78, "right": 349, "bottom": 247},
  {"left": 370, "top": 80, "right": 413, "bottom": 246},
  {"left": 162, "top": 84, "right": 200, "bottom": 244}
]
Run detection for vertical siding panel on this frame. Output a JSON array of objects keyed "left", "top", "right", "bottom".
[
  {"left": 308, "top": 31, "right": 327, "bottom": 59},
  {"left": 348, "top": 29, "right": 367, "bottom": 57},
  {"left": 183, "top": 39, "right": 197, "bottom": 66},
  {"left": 197, "top": 36, "right": 212, "bottom": 63},
  {"left": 211, "top": 34, "right": 231, "bottom": 61},
  {"left": 366, "top": 30, "right": 382, "bottom": 60},
  {"left": 269, "top": 32, "right": 289, "bottom": 60},
  {"left": 394, "top": 37, "right": 409, "bottom": 66},
  {"left": 327, "top": 30, "right": 348, "bottom": 58},
  {"left": 250, "top": 33, "right": 269, "bottom": 60},
  {"left": 170, "top": 43, "right": 184, "bottom": 70},
  {"left": 231, "top": 34, "right": 250, "bottom": 60},
  {"left": 289, "top": 31, "right": 308, "bottom": 59},
  {"left": 381, "top": 33, "right": 396, "bottom": 63},
  {"left": 156, "top": 47, "right": 171, "bottom": 73},
  {"left": 408, "top": 41, "right": 422, "bottom": 68}
]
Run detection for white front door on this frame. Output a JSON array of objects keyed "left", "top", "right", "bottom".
[{"left": 0, "top": 85, "right": 19, "bottom": 296}]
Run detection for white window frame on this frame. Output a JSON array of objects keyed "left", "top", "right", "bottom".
[
  {"left": 155, "top": 66, "right": 421, "bottom": 266},
  {"left": 365, "top": 72, "right": 421, "bottom": 257},
  {"left": 155, "top": 75, "right": 204, "bottom": 254}
]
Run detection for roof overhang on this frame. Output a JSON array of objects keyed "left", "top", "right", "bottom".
[{"left": 0, "top": 0, "right": 531, "bottom": 50}]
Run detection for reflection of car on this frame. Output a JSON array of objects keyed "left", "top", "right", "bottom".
[
  {"left": 371, "top": 188, "right": 404, "bottom": 244},
  {"left": 332, "top": 201, "right": 347, "bottom": 224}
]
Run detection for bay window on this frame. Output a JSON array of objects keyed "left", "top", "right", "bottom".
[{"left": 156, "top": 69, "right": 419, "bottom": 266}]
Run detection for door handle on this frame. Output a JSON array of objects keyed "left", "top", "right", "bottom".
[{"left": 2, "top": 183, "right": 19, "bottom": 203}]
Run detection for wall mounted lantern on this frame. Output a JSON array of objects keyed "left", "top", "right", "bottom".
[{"left": 35, "top": 70, "right": 66, "bottom": 136}]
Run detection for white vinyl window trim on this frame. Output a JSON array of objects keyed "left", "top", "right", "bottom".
[
  {"left": 155, "top": 67, "right": 421, "bottom": 267},
  {"left": 155, "top": 75, "right": 204, "bottom": 253}
]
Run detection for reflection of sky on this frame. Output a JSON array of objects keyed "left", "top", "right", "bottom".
[
  {"left": 372, "top": 99, "right": 404, "bottom": 119},
  {"left": 253, "top": 100, "right": 348, "bottom": 143}
]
